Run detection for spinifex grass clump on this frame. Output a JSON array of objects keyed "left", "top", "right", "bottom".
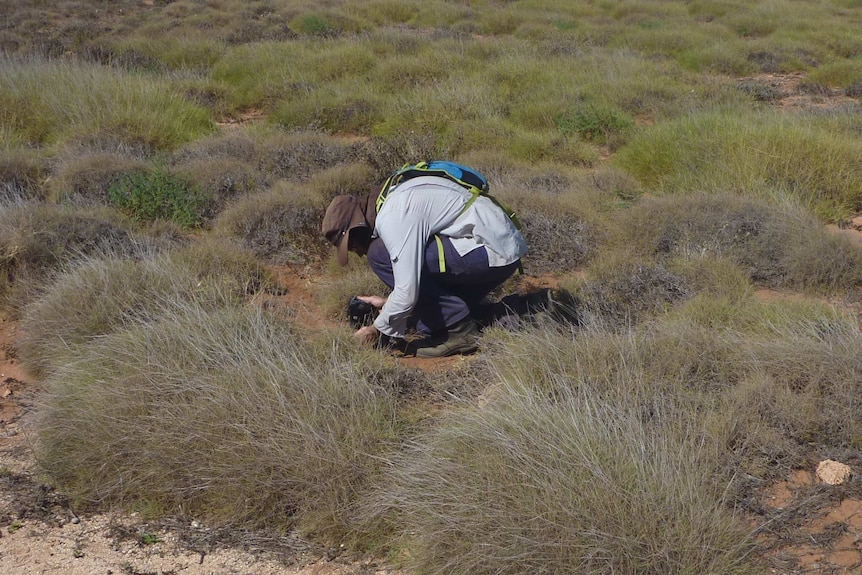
[
  {"left": 0, "top": 203, "right": 147, "bottom": 313},
  {"left": 18, "top": 237, "right": 272, "bottom": 378},
  {"left": 0, "top": 55, "right": 212, "bottom": 149},
  {"left": 613, "top": 193, "right": 862, "bottom": 294},
  {"left": 369, "top": 380, "right": 757, "bottom": 575},
  {"left": 615, "top": 110, "right": 862, "bottom": 220},
  {"left": 36, "top": 303, "right": 400, "bottom": 538},
  {"left": 479, "top": 292, "right": 862, "bottom": 476}
]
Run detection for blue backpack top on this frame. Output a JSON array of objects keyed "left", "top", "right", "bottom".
[{"left": 375, "top": 161, "right": 519, "bottom": 229}]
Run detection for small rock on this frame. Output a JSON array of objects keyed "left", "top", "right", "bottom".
[{"left": 816, "top": 459, "right": 852, "bottom": 485}]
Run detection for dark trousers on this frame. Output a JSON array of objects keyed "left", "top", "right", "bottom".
[{"left": 367, "top": 236, "right": 520, "bottom": 335}]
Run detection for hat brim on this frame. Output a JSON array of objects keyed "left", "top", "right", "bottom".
[{"left": 335, "top": 206, "right": 368, "bottom": 266}]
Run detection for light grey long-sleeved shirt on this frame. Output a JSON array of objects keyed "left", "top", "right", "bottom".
[{"left": 372, "top": 175, "right": 528, "bottom": 338}]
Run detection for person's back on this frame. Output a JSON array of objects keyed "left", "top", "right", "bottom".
[{"left": 322, "top": 168, "right": 527, "bottom": 357}]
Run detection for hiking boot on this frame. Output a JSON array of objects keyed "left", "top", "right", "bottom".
[{"left": 414, "top": 318, "right": 480, "bottom": 358}]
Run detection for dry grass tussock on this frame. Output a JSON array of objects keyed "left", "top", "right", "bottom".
[
  {"left": 362, "top": 379, "right": 757, "bottom": 575},
  {"left": 18, "top": 236, "right": 273, "bottom": 378},
  {"left": 34, "top": 302, "right": 401, "bottom": 539},
  {"left": 613, "top": 192, "right": 862, "bottom": 295},
  {"left": 479, "top": 294, "right": 862, "bottom": 478},
  {"left": 0, "top": 202, "right": 174, "bottom": 314}
]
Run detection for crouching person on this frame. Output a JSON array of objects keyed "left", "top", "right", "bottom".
[{"left": 321, "top": 170, "right": 527, "bottom": 358}]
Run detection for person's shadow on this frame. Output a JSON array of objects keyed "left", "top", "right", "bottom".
[{"left": 474, "top": 287, "right": 582, "bottom": 331}]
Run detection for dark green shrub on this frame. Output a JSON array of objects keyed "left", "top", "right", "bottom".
[
  {"left": 108, "top": 168, "right": 204, "bottom": 227},
  {"left": 555, "top": 102, "right": 634, "bottom": 144}
]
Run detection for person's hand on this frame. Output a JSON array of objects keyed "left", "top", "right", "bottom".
[
  {"left": 357, "top": 295, "right": 387, "bottom": 308},
  {"left": 353, "top": 324, "right": 379, "bottom": 345}
]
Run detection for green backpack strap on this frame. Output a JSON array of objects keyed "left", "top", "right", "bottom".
[{"left": 376, "top": 161, "right": 524, "bottom": 274}]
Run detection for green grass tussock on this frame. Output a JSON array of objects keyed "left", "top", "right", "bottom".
[
  {"left": 0, "top": 55, "right": 213, "bottom": 150},
  {"left": 615, "top": 110, "right": 862, "bottom": 220},
  {"left": 36, "top": 303, "right": 400, "bottom": 537},
  {"left": 367, "top": 381, "right": 757, "bottom": 575}
]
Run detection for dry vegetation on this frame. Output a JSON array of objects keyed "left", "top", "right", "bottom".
[{"left": 3, "top": 1, "right": 862, "bottom": 574}]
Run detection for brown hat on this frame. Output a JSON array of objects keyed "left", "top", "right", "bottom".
[{"left": 321, "top": 195, "right": 375, "bottom": 266}]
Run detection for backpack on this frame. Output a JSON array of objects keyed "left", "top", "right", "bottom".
[
  {"left": 375, "top": 161, "right": 522, "bottom": 230},
  {"left": 375, "top": 161, "right": 523, "bottom": 273}
]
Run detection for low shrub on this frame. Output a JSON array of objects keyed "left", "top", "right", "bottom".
[
  {"left": 171, "top": 132, "right": 259, "bottom": 165},
  {"left": 273, "top": 90, "right": 384, "bottom": 135},
  {"left": 108, "top": 168, "right": 204, "bottom": 227},
  {"left": 0, "top": 149, "right": 43, "bottom": 203},
  {"left": 492, "top": 172, "right": 609, "bottom": 275},
  {"left": 357, "top": 132, "right": 446, "bottom": 177},
  {"left": 212, "top": 181, "right": 327, "bottom": 265},
  {"left": 518, "top": 209, "right": 599, "bottom": 275},
  {"left": 577, "top": 254, "right": 692, "bottom": 328},
  {"left": 257, "top": 131, "right": 357, "bottom": 181},
  {"left": 36, "top": 303, "right": 400, "bottom": 538},
  {"left": 171, "top": 157, "right": 263, "bottom": 221},
  {"left": 49, "top": 152, "right": 149, "bottom": 205},
  {"left": 613, "top": 193, "right": 862, "bottom": 294}
]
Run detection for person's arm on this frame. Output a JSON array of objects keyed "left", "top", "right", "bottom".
[{"left": 372, "top": 211, "right": 429, "bottom": 338}]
